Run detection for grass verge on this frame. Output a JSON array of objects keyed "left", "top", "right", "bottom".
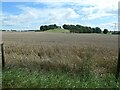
[{"left": 2, "top": 68, "right": 120, "bottom": 88}]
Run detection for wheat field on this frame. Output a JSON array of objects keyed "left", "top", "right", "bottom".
[
  {"left": 2, "top": 32, "right": 120, "bottom": 88},
  {"left": 2, "top": 32, "right": 118, "bottom": 75}
]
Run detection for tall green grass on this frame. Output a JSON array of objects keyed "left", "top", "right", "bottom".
[{"left": 2, "top": 68, "right": 120, "bottom": 88}]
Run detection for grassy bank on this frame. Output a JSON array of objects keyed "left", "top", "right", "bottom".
[
  {"left": 2, "top": 68, "right": 120, "bottom": 88},
  {"left": 45, "top": 29, "right": 70, "bottom": 33}
]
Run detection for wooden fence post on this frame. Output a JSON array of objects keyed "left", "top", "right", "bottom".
[
  {"left": 1, "top": 43, "right": 5, "bottom": 68},
  {"left": 116, "top": 48, "right": 120, "bottom": 79}
]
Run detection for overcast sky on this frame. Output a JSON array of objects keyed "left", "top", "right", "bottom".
[{"left": 1, "top": 0, "right": 119, "bottom": 30}]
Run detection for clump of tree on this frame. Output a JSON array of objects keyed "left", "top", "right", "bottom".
[
  {"left": 103, "top": 29, "right": 108, "bottom": 34},
  {"left": 2, "top": 30, "right": 7, "bottom": 32},
  {"left": 40, "top": 24, "right": 61, "bottom": 31},
  {"left": 112, "top": 31, "right": 120, "bottom": 34},
  {"left": 62, "top": 24, "right": 102, "bottom": 33}
]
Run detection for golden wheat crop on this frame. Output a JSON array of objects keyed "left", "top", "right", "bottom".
[{"left": 2, "top": 32, "right": 118, "bottom": 75}]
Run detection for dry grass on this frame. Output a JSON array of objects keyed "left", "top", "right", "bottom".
[{"left": 2, "top": 32, "right": 118, "bottom": 75}]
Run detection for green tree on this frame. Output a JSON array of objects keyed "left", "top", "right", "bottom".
[
  {"left": 103, "top": 29, "right": 108, "bottom": 34},
  {"left": 40, "top": 24, "right": 60, "bottom": 31},
  {"left": 63, "top": 24, "right": 68, "bottom": 29},
  {"left": 95, "top": 27, "right": 102, "bottom": 33},
  {"left": 40, "top": 26, "right": 44, "bottom": 31},
  {"left": 92, "top": 28, "right": 96, "bottom": 33}
]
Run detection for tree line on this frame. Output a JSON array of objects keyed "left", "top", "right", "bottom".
[
  {"left": 40, "top": 24, "right": 109, "bottom": 34},
  {"left": 63, "top": 24, "right": 102, "bottom": 33},
  {"left": 40, "top": 24, "right": 61, "bottom": 31},
  {"left": 1, "top": 24, "right": 109, "bottom": 34}
]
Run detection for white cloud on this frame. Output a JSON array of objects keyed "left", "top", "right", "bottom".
[
  {"left": 76, "top": 0, "right": 118, "bottom": 20},
  {"left": 1, "top": 0, "right": 118, "bottom": 30},
  {"left": 35, "top": 0, "right": 118, "bottom": 8},
  {"left": 81, "top": 7, "right": 116, "bottom": 20},
  {"left": 2, "top": 6, "right": 80, "bottom": 30},
  {"left": 36, "top": 0, "right": 118, "bottom": 20},
  {"left": 2, "top": 0, "right": 119, "bottom": 8}
]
